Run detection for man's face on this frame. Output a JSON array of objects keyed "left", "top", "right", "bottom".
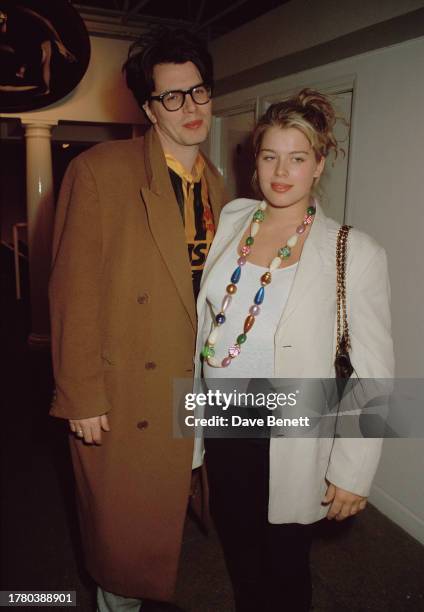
[{"left": 143, "top": 61, "right": 212, "bottom": 154}]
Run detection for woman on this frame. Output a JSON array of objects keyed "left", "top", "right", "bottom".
[{"left": 193, "top": 90, "right": 394, "bottom": 611}]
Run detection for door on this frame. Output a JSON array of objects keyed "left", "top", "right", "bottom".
[{"left": 211, "top": 105, "right": 257, "bottom": 201}]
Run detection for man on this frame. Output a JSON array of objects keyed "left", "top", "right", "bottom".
[{"left": 49, "top": 28, "right": 226, "bottom": 611}]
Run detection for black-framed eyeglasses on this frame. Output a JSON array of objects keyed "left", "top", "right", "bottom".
[{"left": 149, "top": 83, "right": 212, "bottom": 112}]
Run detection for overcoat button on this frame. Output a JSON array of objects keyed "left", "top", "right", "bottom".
[
  {"left": 137, "top": 420, "right": 149, "bottom": 430},
  {"left": 137, "top": 293, "right": 150, "bottom": 304},
  {"left": 145, "top": 361, "right": 157, "bottom": 369}
]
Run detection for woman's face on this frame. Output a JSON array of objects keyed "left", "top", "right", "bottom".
[{"left": 256, "top": 126, "right": 325, "bottom": 209}]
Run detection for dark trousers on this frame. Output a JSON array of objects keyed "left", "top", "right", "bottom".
[{"left": 205, "top": 437, "right": 314, "bottom": 612}]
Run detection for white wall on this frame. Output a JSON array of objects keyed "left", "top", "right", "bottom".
[
  {"left": 210, "top": 0, "right": 424, "bottom": 80},
  {"left": 0, "top": 36, "right": 143, "bottom": 125},
  {"left": 211, "top": 36, "right": 424, "bottom": 544}
]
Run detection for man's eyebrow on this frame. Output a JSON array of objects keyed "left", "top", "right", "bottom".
[{"left": 159, "top": 82, "right": 204, "bottom": 94}]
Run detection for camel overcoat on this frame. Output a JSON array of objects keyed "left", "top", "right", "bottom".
[{"left": 49, "top": 128, "right": 225, "bottom": 600}]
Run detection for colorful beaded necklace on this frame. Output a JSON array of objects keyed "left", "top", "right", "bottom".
[{"left": 201, "top": 202, "right": 316, "bottom": 368}]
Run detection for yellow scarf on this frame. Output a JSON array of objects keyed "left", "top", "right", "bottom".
[{"left": 165, "top": 153, "right": 215, "bottom": 243}]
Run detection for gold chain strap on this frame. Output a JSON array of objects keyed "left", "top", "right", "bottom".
[{"left": 336, "top": 225, "right": 352, "bottom": 352}]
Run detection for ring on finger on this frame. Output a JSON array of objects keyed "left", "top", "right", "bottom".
[{"left": 76, "top": 430, "right": 84, "bottom": 437}]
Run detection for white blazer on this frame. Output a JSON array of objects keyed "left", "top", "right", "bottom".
[{"left": 194, "top": 198, "right": 394, "bottom": 524}]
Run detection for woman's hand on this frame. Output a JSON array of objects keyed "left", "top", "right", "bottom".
[
  {"left": 322, "top": 481, "right": 367, "bottom": 520},
  {"left": 69, "top": 414, "right": 110, "bottom": 445}
]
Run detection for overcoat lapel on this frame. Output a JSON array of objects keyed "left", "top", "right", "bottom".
[
  {"left": 140, "top": 129, "right": 196, "bottom": 331},
  {"left": 203, "top": 157, "right": 225, "bottom": 232}
]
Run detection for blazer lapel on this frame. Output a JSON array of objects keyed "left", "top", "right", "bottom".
[
  {"left": 276, "top": 203, "right": 329, "bottom": 328},
  {"left": 197, "top": 200, "right": 257, "bottom": 316},
  {"left": 140, "top": 129, "right": 196, "bottom": 331},
  {"left": 202, "top": 208, "right": 252, "bottom": 286}
]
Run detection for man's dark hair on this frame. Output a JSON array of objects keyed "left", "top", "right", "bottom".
[{"left": 123, "top": 27, "right": 214, "bottom": 111}]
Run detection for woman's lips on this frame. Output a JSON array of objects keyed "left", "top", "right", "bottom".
[
  {"left": 183, "top": 120, "right": 203, "bottom": 129},
  {"left": 271, "top": 183, "right": 293, "bottom": 193}
]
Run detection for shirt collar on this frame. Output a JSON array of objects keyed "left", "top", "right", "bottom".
[{"left": 165, "top": 153, "right": 205, "bottom": 184}]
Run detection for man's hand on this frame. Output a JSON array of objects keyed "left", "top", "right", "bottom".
[
  {"left": 69, "top": 414, "right": 110, "bottom": 445},
  {"left": 322, "top": 481, "right": 367, "bottom": 521}
]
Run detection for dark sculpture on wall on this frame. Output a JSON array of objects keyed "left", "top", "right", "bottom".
[{"left": 0, "top": 0, "right": 90, "bottom": 112}]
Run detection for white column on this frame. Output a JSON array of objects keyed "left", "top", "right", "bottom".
[{"left": 22, "top": 120, "right": 58, "bottom": 348}]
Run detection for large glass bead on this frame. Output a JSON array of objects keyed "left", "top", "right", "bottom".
[
  {"left": 237, "top": 333, "right": 247, "bottom": 344},
  {"left": 221, "top": 295, "right": 232, "bottom": 312},
  {"left": 237, "top": 256, "right": 247, "bottom": 266},
  {"left": 278, "top": 246, "right": 291, "bottom": 258},
  {"left": 260, "top": 271, "right": 272, "bottom": 285},
  {"left": 244, "top": 315, "right": 255, "bottom": 333},
  {"left": 229, "top": 345, "right": 241, "bottom": 357},
  {"left": 307, "top": 205, "right": 316, "bottom": 216},
  {"left": 201, "top": 345, "right": 215, "bottom": 359},
  {"left": 304, "top": 214, "right": 313, "bottom": 225},
  {"left": 259, "top": 200, "right": 267, "bottom": 210},
  {"left": 216, "top": 313, "right": 226, "bottom": 325},
  {"left": 254, "top": 286, "right": 265, "bottom": 304},
  {"left": 249, "top": 305, "right": 260, "bottom": 316},
  {"left": 246, "top": 236, "right": 254, "bottom": 246},
  {"left": 231, "top": 266, "right": 242, "bottom": 284},
  {"left": 251, "top": 223, "right": 260, "bottom": 237},
  {"left": 221, "top": 357, "right": 232, "bottom": 367},
  {"left": 208, "top": 327, "right": 220, "bottom": 344},
  {"left": 241, "top": 245, "right": 251, "bottom": 256},
  {"left": 296, "top": 224, "right": 305, "bottom": 234},
  {"left": 207, "top": 356, "right": 220, "bottom": 367},
  {"left": 287, "top": 234, "right": 298, "bottom": 248},
  {"left": 253, "top": 210, "right": 265, "bottom": 222},
  {"left": 227, "top": 283, "right": 237, "bottom": 294},
  {"left": 270, "top": 256, "right": 281, "bottom": 271}
]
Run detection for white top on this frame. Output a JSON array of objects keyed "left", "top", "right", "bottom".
[
  {"left": 203, "top": 246, "right": 298, "bottom": 380},
  {"left": 192, "top": 246, "right": 297, "bottom": 469}
]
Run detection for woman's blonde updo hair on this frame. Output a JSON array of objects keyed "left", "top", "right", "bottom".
[{"left": 253, "top": 88, "right": 340, "bottom": 162}]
